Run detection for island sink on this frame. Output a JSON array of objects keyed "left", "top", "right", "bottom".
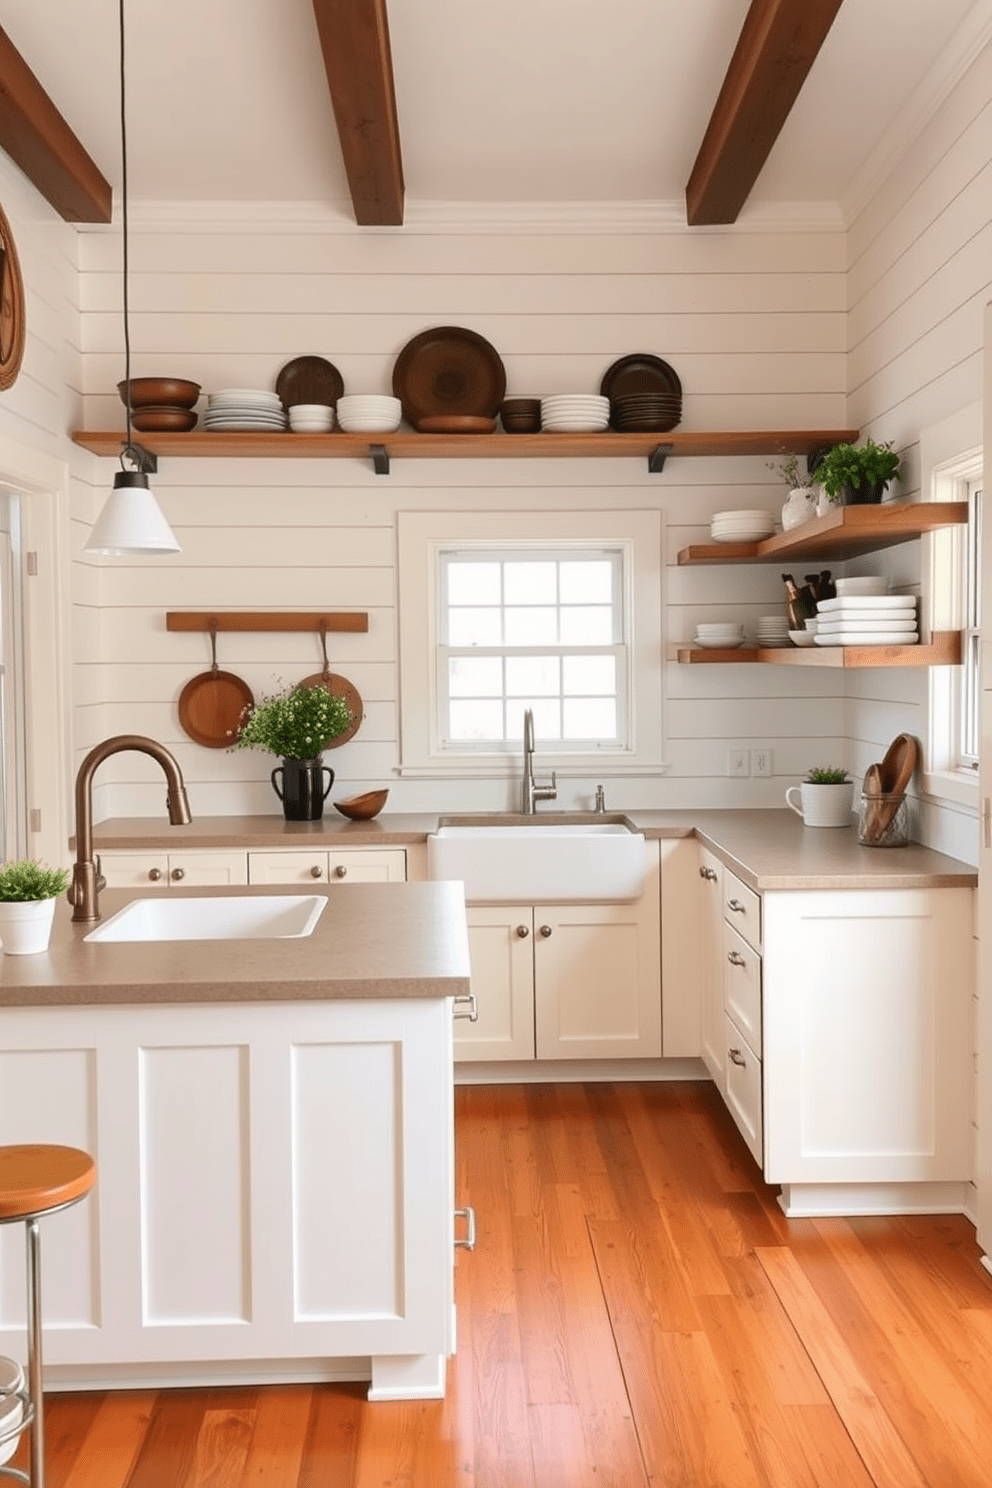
[
  {"left": 84, "top": 893, "right": 327, "bottom": 942},
  {"left": 427, "top": 821, "right": 646, "bottom": 903}
]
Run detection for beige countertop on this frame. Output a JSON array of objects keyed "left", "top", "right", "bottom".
[
  {"left": 90, "top": 808, "right": 977, "bottom": 891},
  {"left": 0, "top": 880, "right": 471, "bottom": 1009}
]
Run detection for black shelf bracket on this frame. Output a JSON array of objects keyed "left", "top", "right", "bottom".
[
  {"left": 369, "top": 444, "right": 390, "bottom": 476},
  {"left": 647, "top": 443, "right": 674, "bottom": 474}
]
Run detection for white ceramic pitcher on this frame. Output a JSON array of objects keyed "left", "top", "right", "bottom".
[{"left": 785, "top": 781, "right": 855, "bottom": 828}]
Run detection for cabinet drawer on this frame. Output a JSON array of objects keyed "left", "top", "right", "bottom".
[
  {"left": 724, "top": 1014, "right": 763, "bottom": 1167},
  {"left": 723, "top": 870, "right": 761, "bottom": 951},
  {"left": 723, "top": 923, "right": 761, "bottom": 1049}
]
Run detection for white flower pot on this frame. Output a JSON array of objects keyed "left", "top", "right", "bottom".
[
  {"left": 781, "top": 487, "right": 819, "bottom": 530},
  {"left": 785, "top": 781, "right": 855, "bottom": 828},
  {"left": 0, "top": 897, "right": 57, "bottom": 954}
]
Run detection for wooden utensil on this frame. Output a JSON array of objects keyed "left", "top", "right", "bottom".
[
  {"left": 860, "top": 762, "right": 884, "bottom": 844},
  {"left": 177, "top": 622, "right": 254, "bottom": 748},
  {"left": 297, "top": 623, "right": 363, "bottom": 749},
  {"left": 869, "top": 733, "right": 918, "bottom": 838}
]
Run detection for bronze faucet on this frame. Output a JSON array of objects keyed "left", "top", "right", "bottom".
[{"left": 69, "top": 734, "right": 192, "bottom": 922}]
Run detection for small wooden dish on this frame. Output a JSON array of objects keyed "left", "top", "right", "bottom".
[{"left": 333, "top": 789, "right": 389, "bottom": 820}]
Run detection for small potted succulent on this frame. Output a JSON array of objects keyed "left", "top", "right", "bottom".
[
  {"left": 785, "top": 767, "right": 855, "bottom": 828},
  {"left": 233, "top": 682, "right": 353, "bottom": 820},
  {"left": 815, "top": 439, "right": 901, "bottom": 506},
  {"left": 0, "top": 859, "right": 71, "bottom": 955},
  {"left": 768, "top": 454, "right": 819, "bottom": 530}
]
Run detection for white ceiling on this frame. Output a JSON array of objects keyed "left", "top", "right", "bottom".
[{"left": 1, "top": 0, "right": 989, "bottom": 219}]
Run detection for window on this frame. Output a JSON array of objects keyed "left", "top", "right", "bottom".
[{"left": 397, "top": 510, "right": 664, "bottom": 777}]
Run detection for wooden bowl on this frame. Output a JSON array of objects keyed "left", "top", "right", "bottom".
[
  {"left": 333, "top": 789, "right": 389, "bottom": 820},
  {"left": 118, "top": 377, "right": 201, "bottom": 409}
]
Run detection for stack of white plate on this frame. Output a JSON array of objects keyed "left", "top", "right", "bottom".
[
  {"left": 814, "top": 594, "right": 918, "bottom": 646},
  {"left": 0, "top": 1355, "right": 24, "bottom": 1467},
  {"left": 710, "top": 509, "right": 776, "bottom": 543},
  {"left": 336, "top": 394, "right": 402, "bottom": 433},
  {"left": 756, "top": 615, "right": 790, "bottom": 648},
  {"left": 204, "top": 389, "right": 286, "bottom": 432},
  {"left": 694, "top": 622, "right": 745, "bottom": 650},
  {"left": 540, "top": 395, "right": 610, "bottom": 432}
]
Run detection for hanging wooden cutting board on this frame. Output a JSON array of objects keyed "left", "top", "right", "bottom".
[{"left": 177, "top": 626, "right": 254, "bottom": 748}]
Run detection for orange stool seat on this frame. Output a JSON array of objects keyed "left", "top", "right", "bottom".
[{"left": 0, "top": 1145, "right": 96, "bottom": 1488}]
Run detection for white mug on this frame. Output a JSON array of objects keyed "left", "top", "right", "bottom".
[{"left": 785, "top": 781, "right": 855, "bottom": 828}]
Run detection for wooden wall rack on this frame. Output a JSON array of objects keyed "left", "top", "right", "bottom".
[{"left": 165, "top": 612, "right": 369, "bottom": 633}]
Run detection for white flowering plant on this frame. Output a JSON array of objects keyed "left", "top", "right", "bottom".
[{"left": 233, "top": 683, "right": 352, "bottom": 760}]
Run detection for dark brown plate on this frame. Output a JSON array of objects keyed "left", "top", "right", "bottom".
[
  {"left": 297, "top": 671, "right": 363, "bottom": 749},
  {"left": 600, "top": 354, "right": 682, "bottom": 402},
  {"left": 178, "top": 668, "right": 254, "bottom": 749},
  {"left": 131, "top": 405, "right": 198, "bottom": 432},
  {"left": 417, "top": 415, "right": 497, "bottom": 434},
  {"left": 392, "top": 326, "right": 506, "bottom": 426},
  {"left": 275, "top": 356, "right": 344, "bottom": 413}
]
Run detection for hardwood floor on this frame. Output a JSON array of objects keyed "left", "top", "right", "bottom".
[{"left": 17, "top": 1081, "right": 992, "bottom": 1486}]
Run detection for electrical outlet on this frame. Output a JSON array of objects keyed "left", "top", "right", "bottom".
[
  {"left": 753, "top": 748, "right": 772, "bottom": 778},
  {"left": 728, "top": 748, "right": 750, "bottom": 778}
]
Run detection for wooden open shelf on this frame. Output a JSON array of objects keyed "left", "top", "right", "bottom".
[
  {"left": 676, "top": 632, "right": 961, "bottom": 669},
  {"left": 678, "top": 501, "right": 968, "bottom": 564}
]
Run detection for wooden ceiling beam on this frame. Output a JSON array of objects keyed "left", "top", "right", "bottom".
[
  {"left": 685, "top": 0, "right": 844, "bottom": 227},
  {"left": 0, "top": 24, "right": 111, "bottom": 223},
  {"left": 311, "top": 0, "right": 404, "bottom": 226}
]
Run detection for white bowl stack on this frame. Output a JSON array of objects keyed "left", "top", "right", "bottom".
[
  {"left": 288, "top": 402, "right": 334, "bottom": 433},
  {"left": 540, "top": 395, "right": 610, "bottom": 432},
  {"left": 710, "top": 509, "right": 776, "bottom": 543},
  {"left": 694, "top": 622, "right": 745, "bottom": 650},
  {"left": 756, "top": 615, "right": 790, "bottom": 648},
  {"left": 815, "top": 591, "right": 918, "bottom": 646},
  {"left": 0, "top": 1355, "right": 24, "bottom": 1467},
  {"left": 336, "top": 394, "right": 402, "bottom": 433},
  {"left": 204, "top": 389, "right": 287, "bottom": 431}
]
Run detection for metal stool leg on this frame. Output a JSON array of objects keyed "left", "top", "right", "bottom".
[{"left": 24, "top": 1221, "right": 43, "bottom": 1488}]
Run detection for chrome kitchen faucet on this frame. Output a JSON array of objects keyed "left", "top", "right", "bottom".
[{"left": 521, "top": 708, "right": 557, "bottom": 814}]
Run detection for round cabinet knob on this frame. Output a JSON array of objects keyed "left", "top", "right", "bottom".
[
  {"left": 516, "top": 924, "right": 530, "bottom": 938},
  {"left": 728, "top": 1047, "right": 747, "bottom": 1067},
  {"left": 334, "top": 864, "right": 348, "bottom": 878},
  {"left": 699, "top": 866, "right": 717, "bottom": 881},
  {"left": 539, "top": 924, "right": 553, "bottom": 938},
  {"left": 170, "top": 867, "right": 185, "bottom": 881},
  {"left": 727, "top": 949, "right": 746, "bottom": 967},
  {"left": 309, "top": 865, "right": 323, "bottom": 879},
  {"left": 727, "top": 898, "right": 746, "bottom": 914},
  {"left": 147, "top": 867, "right": 163, "bottom": 882}
]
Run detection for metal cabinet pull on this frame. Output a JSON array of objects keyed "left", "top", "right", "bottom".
[
  {"left": 334, "top": 864, "right": 348, "bottom": 878},
  {"left": 147, "top": 867, "right": 162, "bottom": 881},
  {"left": 728, "top": 1047, "right": 747, "bottom": 1067},
  {"left": 516, "top": 924, "right": 530, "bottom": 938},
  {"left": 727, "top": 898, "right": 746, "bottom": 913},
  {"left": 727, "top": 949, "right": 747, "bottom": 967},
  {"left": 309, "top": 864, "right": 323, "bottom": 879},
  {"left": 453, "top": 993, "right": 478, "bottom": 1022},
  {"left": 539, "top": 924, "right": 553, "bottom": 938},
  {"left": 699, "top": 866, "right": 717, "bottom": 881},
  {"left": 454, "top": 1206, "right": 476, "bottom": 1250},
  {"left": 170, "top": 867, "right": 185, "bottom": 881}
]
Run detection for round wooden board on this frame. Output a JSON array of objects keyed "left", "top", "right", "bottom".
[
  {"left": 178, "top": 668, "right": 254, "bottom": 748},
  {"left": 297, "top": 670, "right": 363, "bottom": 749}
]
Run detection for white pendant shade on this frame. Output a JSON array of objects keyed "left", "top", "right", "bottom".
[{"left": 84, "top": 471, "right": 181, "bottom": 555}]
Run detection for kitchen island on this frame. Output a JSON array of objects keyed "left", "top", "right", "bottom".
[{"left": 0, "top": 880, "right": 471, "bottom": 1400}]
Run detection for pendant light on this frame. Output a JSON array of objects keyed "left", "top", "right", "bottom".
[{"left": 85, "top": 0, "right": 180, "bottom": 556}]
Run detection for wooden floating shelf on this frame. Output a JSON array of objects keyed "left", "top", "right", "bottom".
[
  {"left": 678, "top": 501, "right": 968, "bottom": 564},
  {"left": 166, "top": 611, "right": 368, "bottom": 633},
  {"left": 676, "top": 632, "right": 961, "bottom": 669},
  {"left": 72, "top": 427, "right": 859, "bottom": 465}
]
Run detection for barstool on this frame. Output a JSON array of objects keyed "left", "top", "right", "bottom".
[{"left": 0, "top": 1146, "right": 96, "bottom": 1488}]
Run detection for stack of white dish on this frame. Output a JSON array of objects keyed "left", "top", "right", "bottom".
[
  {"left": 540, "top": 394, "right": 610, "bottom": 432},
  {"left": 0, "top": 1355, "right": 24, "bottom": 1467},
  {"left": 288, "top": 402, "right": 334, "bottom": 433},
  {"left": 710, "top": 509, "right": 776, "bottom": 543},
  {"left": 336, "top": 394, "right": 402, "bottom": 433},
  {"left": 756, "top": 615, "right": 790, "bottom": 648},
  {"left": 694, "top": 622, "right": 745, "bottom": 650},
  {"left": 204, "top": 389, "right": 286, "bottom": 432},
  {"left": 815, "top": 593, "right": 918, "bottom": 646}
]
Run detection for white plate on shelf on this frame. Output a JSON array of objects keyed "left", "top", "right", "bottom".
[
  {"left": 817, "top": 594, "right": 913, "bottom": 612},
  {"left": 815, "top": 632, "right": 919, "bottom": 646}
]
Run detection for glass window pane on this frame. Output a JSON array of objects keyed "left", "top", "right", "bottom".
[
  {"left": 563, "top": 655, "right": 615, "bottom": 695},
  {"left": 563, "top": 698, "right": 617, "bottom": 739},
  {"left": 560, "top": 606, "right": 613, "bottom": 644},
  {"left": 506, "top": 656, "right": 560, "bottom": 696},
  {"left": 504, "top": 561, "right": 556, "bottom": 604},
  {"left": 505, "top": 607, "right": 557, "bottom": 645},
  {"left": 447, "top": 562, "right": 501, "bottom": 605},
  {"left": 448, "top": 656, "right": 503, "bottom": 697},
  {"left": 560, "top": 560, "right": 613, "bottom": 603},
  {"left": 448, "top": 608, "right": 502, "bottom": 646},
  {"left": 449, "top": 699, "right": 504, "bottom": 741},
  {"left": 513, "top": 698, "right": 560, "bottom": 740}
]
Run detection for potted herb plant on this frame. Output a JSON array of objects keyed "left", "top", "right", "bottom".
[
  {"left": 0, "top": 859, "right": 71, "bottom": 955},
  {"left": 785, "top": 767, "right": 855, "bottom": 828},
  {"left": 815, "top": 439, "right": 901, "bottom": 506},
  {"left": 233, "top": 683, "right": 353, "bottom": 820},
  {"left": 768, "top": 454, "right": 819, "bottom": 529}
]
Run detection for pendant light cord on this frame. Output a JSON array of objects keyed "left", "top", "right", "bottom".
[{"left": 119, "top": 0, "right": 133, "bottom": 464}]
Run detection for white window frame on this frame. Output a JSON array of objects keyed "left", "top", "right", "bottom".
[{"left": 396, "top": 510, "right": 664, "bottom": 777}]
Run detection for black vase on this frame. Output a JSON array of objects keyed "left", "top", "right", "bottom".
[
  {"left": 270, "top": 757, "right": 333, "bottom": 821},
  {"left": 842, "top": 479, "right": 886, "bottom": 505}
]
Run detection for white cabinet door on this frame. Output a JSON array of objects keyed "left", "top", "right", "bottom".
[
  {"left": 724, "top": 1015, "right": 763, "bottom": 1166},
  {"left": 697, "top": 847, "right": 725, "bottom": 1088},
  {"left": 248, "top": 848, "right": 407, "bottom": 885},
  {"left": 457, "top": 907, "right": 535, "bottom": 1062},
  {"left": 100, "top": 850, "right": 247, "bottom": 888},
  {"left": 658, "top": 837, "right": 701, "bottom": 1056},
  {"left": 327, "top": 849, "right": 407, "bottom": 883}
]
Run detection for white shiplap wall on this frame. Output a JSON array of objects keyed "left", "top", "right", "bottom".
[{"left": 75, "top": 211, "right": 850, "bottom": 816}]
